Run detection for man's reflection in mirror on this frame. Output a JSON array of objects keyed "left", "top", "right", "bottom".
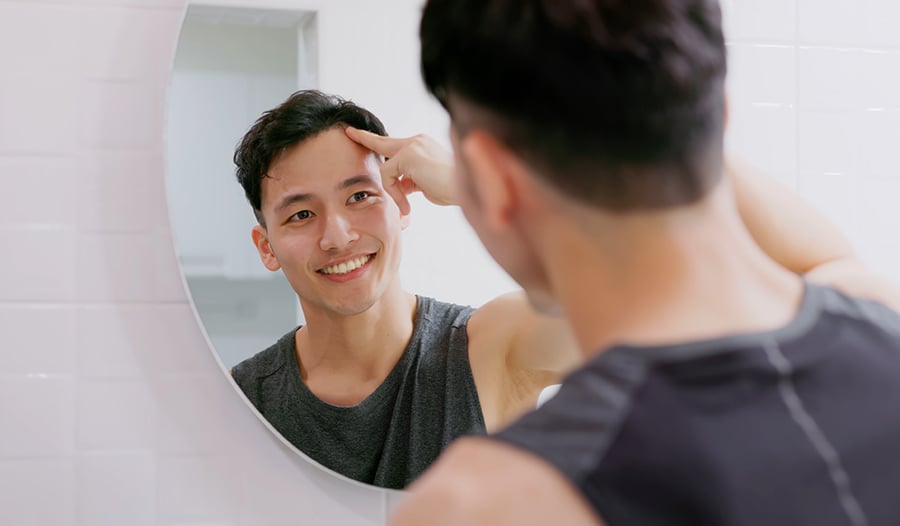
[{"left": 229, "top": 90, "right": 581, "bottom": 489}]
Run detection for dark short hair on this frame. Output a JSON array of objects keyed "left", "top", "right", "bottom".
[
  {"left": 234, "top": 90, "right": 387, "bottom": 224},
  {"left": 420, "top": 0, "right": 727, "bottom": 211}
]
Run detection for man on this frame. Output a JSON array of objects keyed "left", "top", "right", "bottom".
[
  {"left": 231, "top": 88, "right": 882, "bottom": 492},
  {"left": 230, "top": 90, "right": 579, "bottom": 489},
  {"left": 388, "top": 0, "right": 900, "bottom": 524}
]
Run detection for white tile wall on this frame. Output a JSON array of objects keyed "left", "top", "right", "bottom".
[
  {"left": 76, "top": 451, "right": 156, "bottom": 526},
  {"left": 80, "top": 7, "right": 184, "bottom": 81},
  {"left": 0, "top": 156, "right": 79, "bottom": 226},
  {"left": 1, "top": 305, "right": 76, "bottom": 375},
  {"left": 155, "top": 455, "right": 237, "bottom": 523},
  {"left": 861, "top": 0, "right": 900, "bottom": 48},
  {"left": 0, "top": 0, "right": 391, "bottom": 524},
  {"left": 0, "top": 375, "right": 75, "bottom": 457},
  {"left": 1, "top": 0, "right": 899, "bottom": 525},
  {"left": 724, "top": 0, "right": 900, "bottom": 278},
  {"left": 797, "top": 0, "right": 866, "bottom": 45},
  {"left": 0, "top": 3, "right": 85, "bottom": 77},
  {"left": 78, "top": 152, "right": 167, "bottom": 234},
  {"left": 0, "top": 77, "right": 84, "bottom": 155},
  {"left": 722, "top": 0, "right": 796, "bottom": 43},
  {"left": 78, "top": 81, "right": 167, "bottom": 150},
  {"left": 76, "top": 379, "right": 158, "bottom": 450},
  {"left": 0, "top": 226, "right": 78, "bottom": 302},
  {"left": 0, "top": 458, "right": 75, "bottom": 526}
]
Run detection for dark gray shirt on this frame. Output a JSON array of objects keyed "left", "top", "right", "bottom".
[
  {"left": 494, "top": 283, "right": 900, "bottom": 525},
  {"left": 231, "top": 296, "right": 486, "bottom": 489}
]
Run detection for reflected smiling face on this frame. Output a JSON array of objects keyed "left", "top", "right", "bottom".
[{"left": 252, "top": 127, "right": 409, "bottom": 317}]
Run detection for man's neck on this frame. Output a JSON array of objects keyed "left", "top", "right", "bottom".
[
  {"left": 296, "top": 283, "right": 418, "bottom": 384},
  {"left": 541, "top": 183, "right": 805, "bottom": 357}
]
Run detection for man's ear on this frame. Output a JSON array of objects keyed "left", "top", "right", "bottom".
[
  {"left": 251, "top": 225, "right": 281, "bottom": 272},
  {"left": 459, "top": 130, "right": 521, "bottom": 231}
]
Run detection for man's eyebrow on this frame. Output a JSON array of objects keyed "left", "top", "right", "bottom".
[
  {"left": 274, "top": 192, "right": 312, "bottom": 212},
  {"left": 273, "top": 175, "right": 374, "bottom": 212},
  {"left": 338, "top": 174, "right": 377, "bottom": 191}
]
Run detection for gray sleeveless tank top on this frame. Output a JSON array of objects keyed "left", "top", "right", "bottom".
[{"left": 231, "top": 296, "right": 486, "bottom": 489}]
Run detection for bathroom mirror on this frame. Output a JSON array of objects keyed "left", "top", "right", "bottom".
[{"left": 165, "top": 1, "right": 527, "bottom": 490}]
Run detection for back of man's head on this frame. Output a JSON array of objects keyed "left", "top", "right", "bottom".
[
  {"left": 234, "top": 90, "right": 387, "bottom": 225},
  {"left": 420, "top": 0, "right": 727, "bottom": 212}
]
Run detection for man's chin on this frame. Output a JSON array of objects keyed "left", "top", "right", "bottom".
[
  {"left": 321, "top": 304, "right": 364, "bottom": 318},
  {"left": 327, "top": 296, "right": 379, "bottom": 317}
]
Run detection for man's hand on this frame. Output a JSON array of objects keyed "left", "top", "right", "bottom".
[{"left": 345, "top": 127, "right": 457, "bottom": 215}]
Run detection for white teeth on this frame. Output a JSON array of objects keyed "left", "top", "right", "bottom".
[{"left": 320, "top": 255, "right": 372, "bottom": 275}]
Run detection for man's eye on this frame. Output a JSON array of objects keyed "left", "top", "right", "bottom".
[
  {"left": 289, "top": 210, "right": 312, "bottom": 221},
  {"left": 349, "top": 191, "right": 370, "bottom": 203}
]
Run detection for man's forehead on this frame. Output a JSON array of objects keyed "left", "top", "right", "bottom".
[
  {"left": 268, "top": 132, "right": 380, "bottom": 182},
  {"left": 262, "top": 145, "right": 382, "bottom": 212}
]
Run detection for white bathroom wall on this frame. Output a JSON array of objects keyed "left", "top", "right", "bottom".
[
  {"left": 0, "top": 1, "right": 391, "bottom": 525},
  {"left": 2, "top": 1, "right": 900, "bottom": 525},
  {"left": 722, "top": 0, "right": 900, "bottom": 279}
]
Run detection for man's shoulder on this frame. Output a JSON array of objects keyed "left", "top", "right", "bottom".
[
  {"left": 417, "top": 295, "right": 477, "bottom": 316},
  {"left": 419, "top": 295, "right": 476, "bottom": 326},
  {"left": 231, "top": 328, "right": 298, "bottom": 383},
  {"left": 813, "top": 282, "right": 900, "bottom": 339},
  {"left": 464, "top": 292, "right": 524, "bottom": 343},
  {"left": 389, "top": 437, "right": 603, "bottom": 526}
]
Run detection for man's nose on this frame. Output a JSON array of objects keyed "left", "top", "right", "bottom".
[{"left": 319, "top": 212, "right": 359, "bottom": 251}]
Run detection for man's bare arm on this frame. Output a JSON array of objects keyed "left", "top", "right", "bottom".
[
  {"left": 470, "top": 291, "right": 580, "bottom": 375},
  {"left": 389, "top": 438, "right": 604, "bottom": 526},
  {"left": 728, "top": 156, "right": 855, "bottom": 273},
  {"left": 729, "top": 156, "right": 900, "bottom": 311}
]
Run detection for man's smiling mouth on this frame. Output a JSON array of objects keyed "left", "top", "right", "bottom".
[{"left": 317, "top": 254, "right": 375, "bottom": 275}]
